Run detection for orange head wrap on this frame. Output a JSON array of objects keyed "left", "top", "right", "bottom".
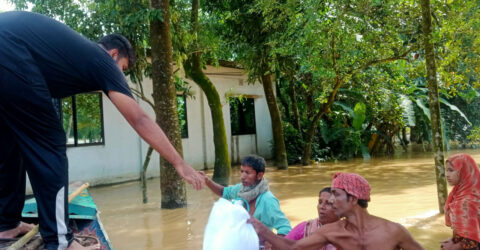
[{"left": 331, "top": 172, "right": 371, "bottom": 201}]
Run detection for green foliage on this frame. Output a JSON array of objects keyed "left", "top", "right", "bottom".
[
  {"left": 252, "top": 0, "right": 423, "bottom": 161},
  {"left": 62, "top": 93, "right": 103, "bottom": 145},
  {"left": 353, "top": 102, "right": 367, "bottom": 131},
  {"left": 10, "top": 0, "right": 480, "bottom": 161},
  {"left": 176, "top": 95, "right": 188, "bottom": 138},
  {"left": 467, "top": 127, "right": 480, "bottom": 143},
  {"left": 283, "top": 121, "right": 333, "bottom": 164},
  {"left": 282, "top": 122, "right": 306, "bottom": 164},
  {"left": 76, "top": 93, "right": 103, "bottom": 143},
  {"left": 442, "top": 93, "right": 480, "bottom": 146},
  {"left": 398, "top": 72, "right": 473, "bottom": 147},
  {"left": 434, "top": 0, "right": 480, "bottom": 94}
]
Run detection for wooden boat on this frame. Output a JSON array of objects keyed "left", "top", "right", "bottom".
[{"left": 0, "top": 187, "right": 113, "bottom": 249}]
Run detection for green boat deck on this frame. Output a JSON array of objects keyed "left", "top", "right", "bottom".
[{"left": 22, "top": 189, "right": 97, "bottom": 220}]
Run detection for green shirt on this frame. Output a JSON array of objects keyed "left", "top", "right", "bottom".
[{"left": 223, "top": 183, "right": 292, "bottom": 235}]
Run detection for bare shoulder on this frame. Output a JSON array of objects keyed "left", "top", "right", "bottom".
[
  {"left": 371, "top": 215, "right": 403, "bottom": 231},
  {"left": 369, "top": 216, "right": 411, "bottom": 239},
  {"left": 371, "top": 217, "right": 424, "bottom": 250},
  {"left": 320, "top": 219, "right": 346, "bottom": 231},
  {"left": 315, "top": 220, "right": 349, "bottom": 240},
  {"left": 308, "top": 220, "right": 347, "bottom": 240},
  {"left": 386, "top": 220, "right": 410, "bottom": 235}
]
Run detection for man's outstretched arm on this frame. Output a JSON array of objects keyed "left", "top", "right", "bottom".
[
  {"left": 108, "top": 90, "right": 204, "bottom": 190},
  {"left": 248, "top": 217, "right": 294, "bottom": 250},
  {"left": 248, "top": 217, "right": 328, "bottom": 250},
  {"left": 198, "top": 172, "right": 224, "bottom": 197}
]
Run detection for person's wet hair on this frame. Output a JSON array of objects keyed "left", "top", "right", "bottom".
[
  {"left": 241, "top": 155, "right": 266, "bottom": 174},
  {"left": 319, "top": 187, "right": 332, "bottom": 195},
  {"left": 98, "top": 34, "right": 136, "bottom": 69},
  {"left": 346, "top": 193, "right": 368, "bottom": 208}
]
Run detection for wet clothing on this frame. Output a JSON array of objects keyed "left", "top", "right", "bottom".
[
  {"left": 445, "top": 154, "right": 480, "bottom": 243},
  {"left": 286, "top": 219, "right": 336, "bottom": 250},
  {"left": 453, "top": 234, "right": 480, "bottom": 250},
  {"left": 286, "top": 219, "right": 320, "bottom": 240},
  {"left": 237, "top": 178, "right": 269, "bottom": 203},
  {"left": 0, "top": 11, "right": 132, "bottom": 250},
  {"left": 223, "top": 183, "right": 291, "bottom": 235}
]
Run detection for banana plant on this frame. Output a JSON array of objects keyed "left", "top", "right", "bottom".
[
  {"left": 330, "top": 101, "right": 371, "bottom": 160},
  {"left": 399, "top": 83, "right": 471, "bottom": 150}
]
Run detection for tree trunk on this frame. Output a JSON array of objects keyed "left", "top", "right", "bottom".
[
  {"left": 185, "top": 0, "right": 231, "bottom": 186},
  {"left": 66, "top": 115, "right": 73, "bottom": 141},
  {"left": 261, "top": 74, "right": 288, "bottom": 169},
  {"left": 150, "top": 0, "right": 187, "bottom": 209},
  {"left": 288, "top": 80, "right": 302, "bottom": 133},
  {"left": 132, "top": 80, "right": 158, "bottom": 204},
  {"left": 302, "top": 69, "right": 343, "bottom": 165},
  {"left": 141, "top": 147, "right": 154, "bottom": 203},
  {"left": 402, "top": 127, "right": 409, "bottom": 145},
  {"left": 420, "top": 0, "right": 448, "bottom": 213},
  {"left": 276, "top": 79, "right": 291, "bottom": 123},
  {"left": 189, "top": 66, "right": 231, "bottom": 185},
  {"left": 302, "top": 111, "right": 323, "bottom": 165}
]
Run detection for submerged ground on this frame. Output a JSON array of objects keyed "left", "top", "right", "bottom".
[{"left": 90, "top": 147, "right": 476, "bottom": 249}]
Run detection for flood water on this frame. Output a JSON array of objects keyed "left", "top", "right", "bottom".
[{"left": 89, "top": 148, "right": 480, "bottom": 250}]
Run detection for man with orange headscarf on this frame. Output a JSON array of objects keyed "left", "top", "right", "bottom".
[
  {"left": 441, "top": 153, "right": 480, "bottom": 250},
  {"left": 248, "top": 172, "right": 424, "bottom": 250}
]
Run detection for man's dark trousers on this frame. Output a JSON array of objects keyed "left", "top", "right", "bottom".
[{"left": 0, "top": 66, "right": 73, "bottom": 249}]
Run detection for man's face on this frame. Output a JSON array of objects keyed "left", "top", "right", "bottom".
[
  {"left": 240, "top": 165, "right": 263, "bottom": 187},
  {"left": 108, "top": 48, "right": 129, "bottom": 72},
  {"left": 317, "top": 191, "right": 339, "bottom": 224},
  {"left": 116, "top": 57, "right": 129, "bottom": 72},
  {"left": 329, "top": 188, "right": 355, "bottom": 217}
]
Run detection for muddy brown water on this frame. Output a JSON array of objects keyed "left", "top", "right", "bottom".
[{"left": 89, "top": 149, "right": 480, "bottom": 249}]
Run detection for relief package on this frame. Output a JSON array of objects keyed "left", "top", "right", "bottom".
[{"left": 203, "top": 198, "right": 259, "bottom": 250}]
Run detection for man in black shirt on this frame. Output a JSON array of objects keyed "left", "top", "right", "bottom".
[{"left": 0, "top": 11, "right": 205, "bottom": 250}]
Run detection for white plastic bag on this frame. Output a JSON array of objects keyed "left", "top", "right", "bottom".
[{"left": 203, "top": 198, "right": 259, "bottom": 250}]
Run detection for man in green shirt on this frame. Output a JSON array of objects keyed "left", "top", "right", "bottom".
[{"left": 202, "top": 155, "right": 291, "bottom": 237}]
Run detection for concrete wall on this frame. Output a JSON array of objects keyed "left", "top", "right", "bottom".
[{"left": 63, "top": 65, "right": 273, "bottom": 186}]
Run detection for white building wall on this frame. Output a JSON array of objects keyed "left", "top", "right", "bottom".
[
  {"left": 66, "top": 92, "right": 150, "bottom": 185},
  {"left": 64, "top": 65, "right": 273, "bottom": 186}
]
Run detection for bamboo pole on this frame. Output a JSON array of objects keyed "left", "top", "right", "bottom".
[{"left": 7, "top": 183, "right": 90, "bottom": 250}]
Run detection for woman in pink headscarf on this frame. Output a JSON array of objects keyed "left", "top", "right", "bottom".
[
  {"left": 285, "top": 187, "right": 339, "bottom": 250},
  {"left": 441, "top": 153, "right": 480, "bottom": 250}
]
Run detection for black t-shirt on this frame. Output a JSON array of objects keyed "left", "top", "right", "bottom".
[{"left": 0, "top": 11, "right": 133, "bottom": 99}]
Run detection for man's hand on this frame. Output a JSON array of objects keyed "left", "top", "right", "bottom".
[
  {"left": 174, "top": 162, "right": 205, "bottom": 190},
  {"left": 248, "top": 217, "right": 270, "bottom": 236},
  {"left": 198, "top": 171, "right": 224, "bottom": 196},
  {"left": 197, "top": 171, "right": 209, "bottom": 182},
  {"left": 441, "top": 238, "right": 462, "bottom": 250}
]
